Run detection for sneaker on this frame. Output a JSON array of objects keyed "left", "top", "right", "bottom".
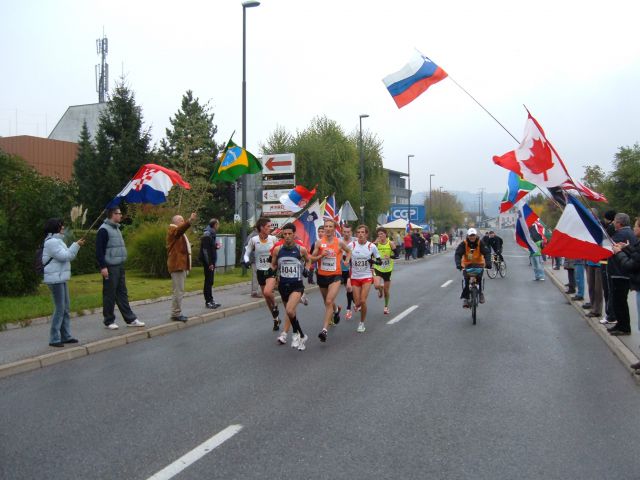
[
  {"left": 357, "top": 322, "right": 366, "bottom": 333},
  {"left": 333, "top": 306, "right": 342, "bottom": 325},
  {"left": 277, "top": 332, "right": 288, "bottom": 345},
  {"left": 206, "top": 301, "right": 221, "bottom": 309},
  {"left": 383, "top": 306, "right": 390, "bottom": 315},
  {"left": 127, "top": 319, "right": 146, "bottom": 327},
  {"left": 272, "top": 317, "right": 281, "bottom": 331},
  {"left": 479, "top": 293, "right": 485, "bottom": 304},
  {"left": 599, "top": 318, "right": 615, "bottom": 325},
  {"left": 291, "top": 333, "right": 300, "bottom": 348},
  {"left": 345, "top": 309, "right": 353, "bottom": 320},
  {"left": 318, "top": 329, "right": 328, "bottom": 342},
  {"left": 301, "top": 294, "right": 309, "bottom": 306},
  {"left": 105, "top": 323, "right": 119, "bottom": 330},
  {"left": 297, "top": 334, "right": 307, "bottom": 351}
]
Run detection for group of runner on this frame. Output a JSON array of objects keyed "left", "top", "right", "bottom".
[{"left": 243, "top": 217, "right": 396, "bottom": 351}]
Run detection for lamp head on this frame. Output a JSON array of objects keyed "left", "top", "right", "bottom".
[
  {"left": 359, "top": 114, "right": 369, "bottom": 119},
  {"left": 242, "top": 0, "right": 260, "bottom": 7}
]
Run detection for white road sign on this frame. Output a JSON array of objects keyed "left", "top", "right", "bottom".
[
  {"left": 262, "top": 203, "right": 294, "bottom": 216},
  {"left": 262, "top": 189, "right": 289, "bottom": 202},
  {"left": 261, "top": 153, "right": 295, "bottom": 174}
]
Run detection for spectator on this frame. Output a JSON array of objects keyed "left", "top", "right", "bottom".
[
  {"left": 432, "top": 232, "right": 440, "bottom": 254},
  {"left": 199, "top": 218, "right": 221, "bottom": 309},
  {"left": 441, "top": 232, "right": 449, "bottom": 251},
  {"left": 611, "top": 215, "right": 640, "bottom": 371},
  {"left": 572, "top": 259, "right": 586, "bottom": 301},
  {"left": 531, "top": 239, "right": 545, "bottom": 281},
  {"left": 167, "top": 212, "right": 197, "bottom": 322},
  {"left": 601, "top": 210, "right": 617, "bottom": 324},
  {"left": 584, "top": 258, "right": 603, "bottom": 318},
  {"left": 403, "top": 232, "right": 412, "bottom": 260},
  {"left": 42, "top": 218, "right": 85, "bottom": 347},
  {"left": 96, "top": 207, "right": 145, "bottom": 329},
  {"left": 417, "top": 231, "right": 426, "bottom": 258},
  {"left": 423, "top": 231, "right": 431, "bottom": 255},
  {"left": 606, "top": 213, "right": 637, "bottom": 336},
  {"left": 394, "top": 232, "right": 402, "bottom": 259},
  {"left": 564, "top": 258, "right": 576, "bottom": 294},
  {"left": 410, "top": 230, "right": 420, "bottom": 259}
]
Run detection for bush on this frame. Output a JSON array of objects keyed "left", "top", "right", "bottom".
[
  {"left": 127, "top": 222, "right": 170, "bottom": 278},
  {"left": 69, "top": 229, "right": 98, "bottom": 275},
  {"left": 0, "top": 151, "right": 76, "bottom": 295}
]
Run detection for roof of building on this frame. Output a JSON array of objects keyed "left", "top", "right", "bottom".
[{"left": 48, "top": 103, "right": 107, "bottom": 143}]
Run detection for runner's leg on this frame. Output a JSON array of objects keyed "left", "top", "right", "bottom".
[{"left": 322, "top": 281, "right": 341, "bottom": 331}]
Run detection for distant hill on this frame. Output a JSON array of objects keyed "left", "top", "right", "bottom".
[{"left": 411, "top": 190, "right": 503, "bottom": 218}]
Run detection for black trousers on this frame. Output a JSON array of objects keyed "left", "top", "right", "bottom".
[
  {"left": 610, "top": 277, "right": 630, "bottom": 332},
  {"left": 102, "top": 264, "right": 136, "bottom": 325},
  {"left": 602, "top": 267, "right": 615, "bottom": 320},
  {"left": 203, "top": 266, "right": 215, "bottom": 304}
]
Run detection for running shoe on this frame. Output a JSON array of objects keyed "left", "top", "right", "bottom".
[
  {"left": 357, "top": 322, "right": 366, "bottom": 333},
  {"left": 277, "top": 332, "right": 288, "bottom": 345},
  {"left": 333, "top": 306, "right": 342, "bottom": 325},
  {"left": 291, "top": 333, "right": 300, "bottom": 348},
  {"left": 383, "top": 306, "right": 389, "bottom": 315},
  {"left": 272, "top": 317, "right": 281, "bottom": 331},
  {"left": 345, "top": 309, "right": 352, "bottom": 320},
  {"left": 354, "top": 304, "right": 361, "bottom": 313},
  {"left": 301, "top": 294, "right": 309, "bottom": 306},
  {"left": 297, "top": 334, "right": 307, "bottom": 351},
  {"left": 318, "top": 329, "right": 328, "bottom": 342}
]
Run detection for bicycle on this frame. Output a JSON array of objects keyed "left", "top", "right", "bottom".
[
  {"left": 463, "top": 267, "right": 484, "bottom": 325},
  {"left": 487, "top": 253, "right": 507, "bottom": 279}
]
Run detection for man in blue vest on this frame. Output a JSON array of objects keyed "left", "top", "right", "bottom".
[{"left": 96, "top": 207, "right": 145, "bottom": 330}]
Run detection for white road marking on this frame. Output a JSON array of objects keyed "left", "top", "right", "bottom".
[
  {"left": 441, "top": 280, "right": 453, "bottom": 288},
  {"left": 387, "top": 305, "right": 419, "bottom": 325},
  {"left": 147, "top": 424, "right": 243, "bottom": 480}
]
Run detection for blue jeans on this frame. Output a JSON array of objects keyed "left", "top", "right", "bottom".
[
  {"left": 48, "top": 282, "right": 72, "bottom": 343},
  {"left": 531, "top": 255, "right": 545, "bottom": 280},
  {"left": 574, "top": 263, "right": 585, "bottom": 297}
]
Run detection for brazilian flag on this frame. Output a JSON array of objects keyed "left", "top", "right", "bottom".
[{"left": 212, "top": 139, "right": 262, "bottom": 182}]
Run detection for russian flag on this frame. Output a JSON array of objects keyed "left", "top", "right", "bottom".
[
  {"left": 279, "top": 185, "right": 316, "bottom": 213},
  {"left": 522, "top": 203, "right": 538, "bottom": 227},
  {"left": 515, "top": 204, "right": 539, "bottom": 254},
  {"left": 542, "top": 195, "right": 613, "bottom": 263},
  {"left": 108, "top": 164, "right": 190, "bottom": 207},
  {"left": 383, "top": 52, "right": 448, "bottom": 109}
]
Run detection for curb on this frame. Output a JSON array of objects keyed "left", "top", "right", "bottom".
[
  {"left": 3, "top": 281, "right": 254, "bottom": 331},
  {"left": 0, "top": 285, "right": 319, "bottom": 380},
  {"left": 545, "top": 266, "right": 640, "bottom": 385}
]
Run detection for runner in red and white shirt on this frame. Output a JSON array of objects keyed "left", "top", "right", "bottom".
[{"left": 349, "top": 224, "right": 382, "bottom": 333}]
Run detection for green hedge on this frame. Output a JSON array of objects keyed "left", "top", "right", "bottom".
[{"left": 69, "top": 229, "right": 98, "bottom": 275}]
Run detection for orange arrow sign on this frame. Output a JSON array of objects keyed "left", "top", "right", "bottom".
[{"left": 265, "top": 157, "right": 292, "bottom": 170}]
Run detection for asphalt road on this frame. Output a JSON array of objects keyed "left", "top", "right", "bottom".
[{"left": 2, "top": 235, "right": 640, "bottom": 480}]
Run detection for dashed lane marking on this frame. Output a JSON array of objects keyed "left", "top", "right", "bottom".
[
  {"left": 441, "top": 280, "right": 453, "bottom": 288},
  {"left": 387, "top": 305, "right": 419, "bottom": 325},
  {"left": 147, "top": 424, "right": 243, "bottom": 480}
]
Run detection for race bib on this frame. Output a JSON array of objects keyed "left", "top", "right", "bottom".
[
  {"left": 257, "top": 254, "right": 271, "bottom": 268},
  {"left": 380, "top": 258, "right": 391, "bottom": 268},
  {"left": 321, "top": 256, "right": 337, "bottom": 271},
  {"left": 353, "top": 258, "right": 370, "bottom": 272},
  {"left": 280, "top": 264, "right": 300, "bottom": 278}
]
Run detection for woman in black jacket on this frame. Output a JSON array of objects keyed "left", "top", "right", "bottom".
[{"left": 612, "top": 216, "right": 640, "bottom": 371}]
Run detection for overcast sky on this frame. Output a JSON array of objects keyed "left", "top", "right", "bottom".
[{"left": 2, "top": 0, "right": 640, "bottom": 194}]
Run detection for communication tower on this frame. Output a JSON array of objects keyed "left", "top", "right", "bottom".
[{"left": 95, "top": 33, "right": 109, "bottom": 103}]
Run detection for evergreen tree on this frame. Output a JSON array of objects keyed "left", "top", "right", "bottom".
[
  {"left": 159, "top": 90, "right": 234, "bottom": 220},
  {"left": 73, "top": 121, "right": 102, "bottom": 220}
]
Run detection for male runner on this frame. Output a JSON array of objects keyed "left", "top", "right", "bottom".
[
  {"left": 309, "top": 219, "right": 351, "bottom": 342},
  {"left": 349, "top": 225, "right": 382, "bottom": 333},
  {"left": 374, "top": 227, "right": 396, "bottom": 314},
  {"left": 243, "top": 217, "right": 280, "bottom": 330},
  {"left": 340, "top": 225, "right": 355, "bottom": 320},
  {"left": 271, "top": 223, "right": 311, "bottom": 351}
]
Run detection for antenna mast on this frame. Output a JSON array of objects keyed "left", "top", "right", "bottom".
[{"left": 95, "top": 32, "right": 109, "bottom": 103}]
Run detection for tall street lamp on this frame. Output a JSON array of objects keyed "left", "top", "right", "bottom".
[
  {"left": 240, "top": 0, "right": 260, "bottom": 275},
  {"left": 429, "top": 173, "right": 435, "bottom": 231},
  {"left": 407, "top": 154, "right": 414, "bottom": 224},
  {"left": 359, "top": 114, "right": 369, "bottom": 222}
]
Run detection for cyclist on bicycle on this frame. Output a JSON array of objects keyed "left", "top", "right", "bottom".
[
  {"left": 455, "top": 228, "right": 492, "bottom": 308},
  {"left": 486, "top": 230, "right": 504, "bottom": 263}
]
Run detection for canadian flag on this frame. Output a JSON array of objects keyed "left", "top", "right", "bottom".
[{"left": 492, "top": 113, "right": 607, "bottom": 203}]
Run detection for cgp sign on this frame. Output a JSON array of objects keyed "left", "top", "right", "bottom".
[{"left": 388, "top": 205, "right": 425, "bottom": 222}]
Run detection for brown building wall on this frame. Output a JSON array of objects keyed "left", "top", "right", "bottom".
[{"left": 0, "top": 135, "right": 78, "bottom": 181}]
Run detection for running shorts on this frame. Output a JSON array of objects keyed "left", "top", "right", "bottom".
[
  {"left": 257, "top": 269, "right": 277, "bottom": 286},
  {"left": 317, "top": 274, "right": 342, "bottom": 288},
  {"left": 374, "top": 270, "right": 392, "bottom": 282},
  {"left": 350, "top": 277, "right": 373, "bottom": 287},
  {"left": 278, "top": 282, "right": 305, "bottom": 303}
]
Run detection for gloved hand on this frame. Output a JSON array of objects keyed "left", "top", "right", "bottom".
[
  {"left": 302, "top": 267, "right": 309, "bottom": 278},
  {"left": 266, "top": 267, "right": 276, "bottom": 277}
]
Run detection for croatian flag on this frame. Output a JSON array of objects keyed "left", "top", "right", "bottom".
[
  {"left": 542, "top": 195, "right": 613, "bottom": 262},
  {"left": 107, "top": 164, "right": 190, "bottom": 207},
  {"left": 279, "top": 185, "right": 316, "bottom": 213},
  {"left": 383, "top": 52, "right": 448, "bottom": 109},
  {"left": 515, "top": 203, "right": 539, "bottom": 254}
]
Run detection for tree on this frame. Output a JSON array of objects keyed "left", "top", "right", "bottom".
[
  {"left": 73, "top": 121, "right": 101, "bottom": 220},
  {"left": 606, "top": 144, "right": 640, "bottom": 216},
  {"left": 0, "top": 151, "right": 75, "bottom": 295},
  {"left": 158, "top": 90, "right": 233, "bottom": 220},
  {"left": 427, "top": 190, "right": 464, "bottom": 232}
]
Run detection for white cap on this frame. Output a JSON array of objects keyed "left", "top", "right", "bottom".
[{"left": 467, "top": 228, "right": 478, "bottom": 236}]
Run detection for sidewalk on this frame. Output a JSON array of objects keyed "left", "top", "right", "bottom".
[
  {"left": 0, "top": 281, "right": 298, "bottom": 379},
  {"left": 545, "top": 265, "right": 640, "bottom": 380}
]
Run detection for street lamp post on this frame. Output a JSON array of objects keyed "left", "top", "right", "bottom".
[
  {"left": 240, "top": 0, "right": 260, "bottom": 276},
  {"left": 407, "top": 154, "right": 414, "bottom": 224},
  {"left": 359, "top": 114, "right": 369, "bottom": 222},
  {"left": 429, "top": 173, "right": 435, "bottom": 231}
]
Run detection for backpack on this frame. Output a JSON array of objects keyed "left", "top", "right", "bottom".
[{"left": 34, "top": 241, "right": 53, "bottom": 275}]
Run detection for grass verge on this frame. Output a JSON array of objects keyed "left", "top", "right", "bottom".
[{"left": 0, "top": 268, "right": 247, "bottom": 327}]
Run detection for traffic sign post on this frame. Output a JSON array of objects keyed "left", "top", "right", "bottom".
[{"left": 260, "top": 153, "right": 296, "bottom": 228}]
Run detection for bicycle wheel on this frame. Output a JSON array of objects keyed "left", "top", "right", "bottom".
[
  {"left": 470, "top": 287, "right": 477, "bottom": 325},
  {"left": 487, "top": 262, "right": 498, "bottom": 279},
  {"left": 499, "top": 259, "right": 507, "bottom": 278}
]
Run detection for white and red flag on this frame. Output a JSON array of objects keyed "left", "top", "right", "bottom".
[
  {"left": 492, "top": 112, "right": 606, "bottom": 201},
  {"left": 108, "top": 164, "right": 190, "bottom": 207}
]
